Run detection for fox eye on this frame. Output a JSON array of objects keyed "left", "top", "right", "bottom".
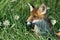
[{"left": 33, "top": 16, "right": 37, "bottom": 18}]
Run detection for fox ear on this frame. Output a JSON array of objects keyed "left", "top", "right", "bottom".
[
  {"left": 28, "top": 3, "right": 33, "bottom": 12},
  {"left": 39, "top": 4, "right": 47, "bottom": 14}
]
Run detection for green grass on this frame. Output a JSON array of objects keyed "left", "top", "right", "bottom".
[{"left": 0, "top": 0, "right": 60, "bottom": 40}]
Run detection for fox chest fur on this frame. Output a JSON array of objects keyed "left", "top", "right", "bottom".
[{"left": 34, "top": 19, "right": 53, "bottom": 35}]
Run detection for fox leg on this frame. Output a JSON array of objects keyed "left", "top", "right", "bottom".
[{"left": 33, "top": 25, "right": 40, "bottom": 37}]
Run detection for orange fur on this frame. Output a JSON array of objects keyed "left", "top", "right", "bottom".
[
  {"left": 27, "top": 8, "right": 47, "bottom": 22},
  {"left": 56, "top": 32, "right": 60, "bottom": 37}
]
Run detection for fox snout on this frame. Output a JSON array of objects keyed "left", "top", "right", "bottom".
[
  {"left": 27, "top": 21, "right": 32, "bottom": 25},
  {"left": 27, "top": 16, "right": 35, "bottom": 25},
  {"left": 26, "top": 16, "right": 32, "bottom": 25},
  {"left": 27, "top": 18, "right": 32, "bottom": 25},
  {"left": 27, "top": 20, "right": 38, "bottom": 25},
  {"left": 27, "top": 18, "right": 40, "bottom": 25}
]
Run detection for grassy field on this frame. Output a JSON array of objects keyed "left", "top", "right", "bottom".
[{"left": 0, "top": 0, "right": 60, "bottom": 40}]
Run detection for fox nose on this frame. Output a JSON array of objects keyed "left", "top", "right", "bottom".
[{"left": 27, "top": 22, "right": 32, "bottom": 25}]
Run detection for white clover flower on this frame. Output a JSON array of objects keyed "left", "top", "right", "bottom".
[
  {"left": 14, "top": 15, "right": 19, "bottom": 20},
  {"left": 51, "top": 20, "right": 57, "bottom": 26},
  {"left": 0, "top": 22, "right": 2, "bottom": 26},
  {"left": 3, "top": 20, "right": 10, "bottom": 26}
]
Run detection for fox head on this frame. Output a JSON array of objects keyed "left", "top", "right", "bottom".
[{"left": 27, "top": 3, "right": 47, "bottom": 25}]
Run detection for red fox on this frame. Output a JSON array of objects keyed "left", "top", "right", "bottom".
[{"left": 26, "top": 3, "right": 60, "bottom": 37}]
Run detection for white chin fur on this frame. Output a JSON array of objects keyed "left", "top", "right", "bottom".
[
  {"left": 27, "top": 22, "right": 31, "bottom": 25},
  {"left": 32, "top": 20, "right": 41, "bottom": 23}
]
